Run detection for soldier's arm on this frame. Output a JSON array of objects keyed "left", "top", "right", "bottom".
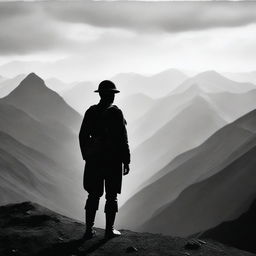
[
  {"left": 79, "top": 108, "right": 92, "bottom": 160},
  {"left": 115, "top": 109, "right": 131, "bottom": 165}
]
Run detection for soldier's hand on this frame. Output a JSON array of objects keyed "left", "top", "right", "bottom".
[{"left": 123, "top": 163, "right": 130, "bottom": 175}]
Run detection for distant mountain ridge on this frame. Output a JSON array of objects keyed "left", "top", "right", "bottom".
[
  {"left": 130, "top": 72, "right": 256, "bottom": 148},
  {"left": 138, "top": 110, "right": 256, "bottom": 237},
  {"left": 0, "top": 129, "right": 84, "bottom": 218},
  {"left": 172, "top": 71, "right": 255, "bottom": 94},
  {"left": 0, "top": 74, "right": 26, "bottom": 98},
  {"left": 223, "top": 71, "right": 256, "bottom": 85},
  {"left": 112, "top": 68, "right": 188, "bottom": 98},
  {"left": 119, "top": 109, "right": 256, "bottom": 235},
  {"left": 0, "top": 73, "right": 85, "bottom": 221},
  {"left": 1, "top": 73, "right": 81, "bottom": 132},
  {"left": 142, "top": 135, "right": 256, "bottom": 236},
  {"left": 200, "top": 198, "right": 256, "bottom": 253},
  {"left": 122, "top": 95, "right": 227, "bottom": 203},
  {"left": 1, "top": 70, "right": 256, "bottom": 233},
  {"left": 122, "top": 72, "right": 256, "bottom": 204},
  {"left": 60, "top": 68, "right": 187, "bottom": 116},
  {"left": 61, "top": 80, "right": 97, "bottom": 115}
]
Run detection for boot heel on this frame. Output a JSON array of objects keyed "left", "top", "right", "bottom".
[
  {"left": 83, "top": 229, "right": 96, "bottom": 240},
  {"left": 105, "top": 211, "right": 121, "bottom": 239}
]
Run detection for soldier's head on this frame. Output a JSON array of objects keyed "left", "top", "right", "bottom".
[{"left": 95, "top": 80, "right": 120, "bottom": 104}]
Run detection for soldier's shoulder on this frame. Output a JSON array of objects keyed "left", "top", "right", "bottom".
[
  {"left": 110, "top": 104, "right": 122, "bottom": 111},
  {"left": 108, "top": 105, "right": 127, "bottom": 124},
  {"left": 84, "top": 104, "right": 98, "bottom": 116},
  {"left": 109, "top": 105, "right": 124, "bottom": 115},
  {"left": 87, "top": 104, "right": 98, "bottom": 112}
]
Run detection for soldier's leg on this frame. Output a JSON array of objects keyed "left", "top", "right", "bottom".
[
  {"left": 84, "top": 177, "right": 104, "bottom": 239},
  {"left": 104, "top": 178, "right": 120, "bottom": 238},
  {"left": 104, "top": 192, "right": 118, "bottom": 213},
  {"left": 84, "top": 193, "right": 101, "bottom": 239}
]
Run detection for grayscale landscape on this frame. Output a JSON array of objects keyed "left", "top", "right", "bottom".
[{"left": 0, "top": 1, "right": 256, "bottom": 255}]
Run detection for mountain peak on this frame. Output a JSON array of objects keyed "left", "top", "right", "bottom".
[
  {"left": 22, "top": 72, "right": 44, "bottom": 84},
  {"left": 2, "top": 72, "right": 47, "bottom": 98},
  {"left": 196, "top": 70, "right": 223, "bottom": 79}
]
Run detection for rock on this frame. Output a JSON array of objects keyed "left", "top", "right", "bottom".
[
  {"left": 0, "top": 201, "right": 255, "bottom": 256},
  {"left": 126, "top": 246, "right": 138, "bottom": 253},
  {"left": 185, "top": 239, "right": 201, "bottom": 250}
]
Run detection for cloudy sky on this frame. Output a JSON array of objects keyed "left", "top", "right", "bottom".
[{"left": 0, "top": 1, "right": 256, "bottom": 81}]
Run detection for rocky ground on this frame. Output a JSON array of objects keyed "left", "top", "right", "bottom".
[{"left": 0, "top": 201, "right": 255, "bottom": 256}]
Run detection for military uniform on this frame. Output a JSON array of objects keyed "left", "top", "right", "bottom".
[
  {"left": 80, "top": 102, "right": 130, "bottom": 195},
  {"left": 79, "top": 88, "right": 130, "bottom": 238}
]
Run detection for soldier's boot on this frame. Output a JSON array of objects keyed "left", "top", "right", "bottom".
[
  {"left": 83, "top": 194, "right": 100, "bottom": 239},
  {"left": 105, "top": 211, "right": 121, "bottom": 239},
  {"left": 104, "top": 194, "right": 120, "bottom": 239},
  {"left": 83, "top": 209, "right": 97, "bottom": 239}
]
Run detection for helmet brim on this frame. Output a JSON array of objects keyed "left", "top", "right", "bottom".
[{"left": 94, "top": 89, "right": 120, "bottom": 93}]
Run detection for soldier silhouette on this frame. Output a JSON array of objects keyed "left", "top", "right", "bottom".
[{"left": 79, "top": 80, "right": 130, "bottom": 239}]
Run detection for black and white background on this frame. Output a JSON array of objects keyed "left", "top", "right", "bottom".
[{"left": 0, "top": 0, "right": 256, "bottom": 254}]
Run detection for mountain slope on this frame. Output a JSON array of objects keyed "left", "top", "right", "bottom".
[
  {"left": 1, "top": 73, "right": 81, "bottom": 132},
  {"left": 115, "top": 93, "right": 155, "bottom": 126},
  {"left": 172, "top": 70, "right": 255, "bottom": 94},
  {"left": 140, "top": 116, "right": 256, "bottom": 236},
  {"left": 118, "top": 109, "right": 255, "bottom": 230},
  {"left": 0, "top": 75, "right": 5, "bottom": 82},
  {"left": 0, "top": 74, "right": 25, "bottom": 98},
  {"left": 112, "top": 68, "right": 188, "bottom": 98},
  {"left": 62, "top": 68, "right": 187, "bottom": 116},
  {"left": 0, "top": 130, "right": 84, "bottom": 219},
  {"left": 61, "top": 80, "right": 97, "bottom": 115},
  {"left": 0, "top": 73, "right": 85, "bottom": 221},
  {"left": 130, "top": 83, "right": 256, "bottom": 149},
  {"left": 0, "top": 101, "right": 82, "bottom": 170},
  {"left": 45, "top": 77, "right": 75, "bottom": 93},
  {"left": 200, "top": 198, "right": 256, "bottom": 253},
  {"left": 0, "top": 201, "right": 253, "bottom": 256},
  {"left": 0, "top": 73, "right": 83, "bottom": 168},
  {"left": 121, "top": 96, "right": 226, "bottom": 203},
  {"left": 223, "top": 71, "right": 256, "bottom": 85},
  {"left": 207, "top": 89, "right": 256, "bottom": 122}
]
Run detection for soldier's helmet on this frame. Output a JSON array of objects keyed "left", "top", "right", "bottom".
[{"left": 94, "top": 80, "right": 120, "bottom": 93}]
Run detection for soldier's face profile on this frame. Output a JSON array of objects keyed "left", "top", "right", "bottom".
[{"left": 100, "top": 91, "right": 115, "bottom": 104}]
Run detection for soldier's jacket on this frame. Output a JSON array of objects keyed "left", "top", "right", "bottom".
[{"left": 79, "top": 103, "right": 130, "bottom": 165}]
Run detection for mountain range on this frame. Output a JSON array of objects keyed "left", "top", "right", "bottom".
[
  {"left": 137, "top": 110, "right": 256, "bottom": 237},
  {"left": 1, "top": 69, "right": 256, "bottom": 239},
  {"left": 59, "top": 68, "right": 187, "bottom": 118},
  {"left": 118, "top": 109, "right": 256, "bottom": 237},
  {"left": 1, "top": 73, "right": 81, "bottom": 132},
  {"left": 112, "top": 68, "right": 188, "bottom": 98},
  {"left": 61, "top": 80, "right": 98, "bottom": 115},
  {"left": 130, "top": 71, "right": 256, "bottom": 147},
  {"left": 223, "top": 71, "right": 256, "bottom": 85},
  {"left": 0, "top": 73, "right": 85, "bottom": 221},
  {"left": 122, "top": 72, "right": 256, "bottom": 202},
  {"left": 200, "top": 198, "right": 256, "bottom": 253},
  {"left": 122, "top": 95, "right": 227, "bottom": 203},
  {"left": 172, "top": 70, "right": 255, "bottom": 94},
  {"left": 0, "top": 74, "right": 26, "bottom": 98}
]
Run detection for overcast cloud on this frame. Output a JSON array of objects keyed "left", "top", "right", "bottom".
[
  {"left": 0, "top": 1, "right": 256, "bottom": 80},
  {"left": 0, "top": 1, "right": 256, "bottom": 55},
  {"left": 45, "top": 1, "right": 256, "bottom": 33},
  {"left": 0, "top": 1, "right": 255, "bottom": 54}
]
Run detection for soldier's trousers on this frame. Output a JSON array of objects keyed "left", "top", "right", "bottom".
[
  {"left": 84, "top": 160, "right": 122, "bottom": 213},
  {"left": 85, "top": 177, "right": 118, "bottom": 213}
]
